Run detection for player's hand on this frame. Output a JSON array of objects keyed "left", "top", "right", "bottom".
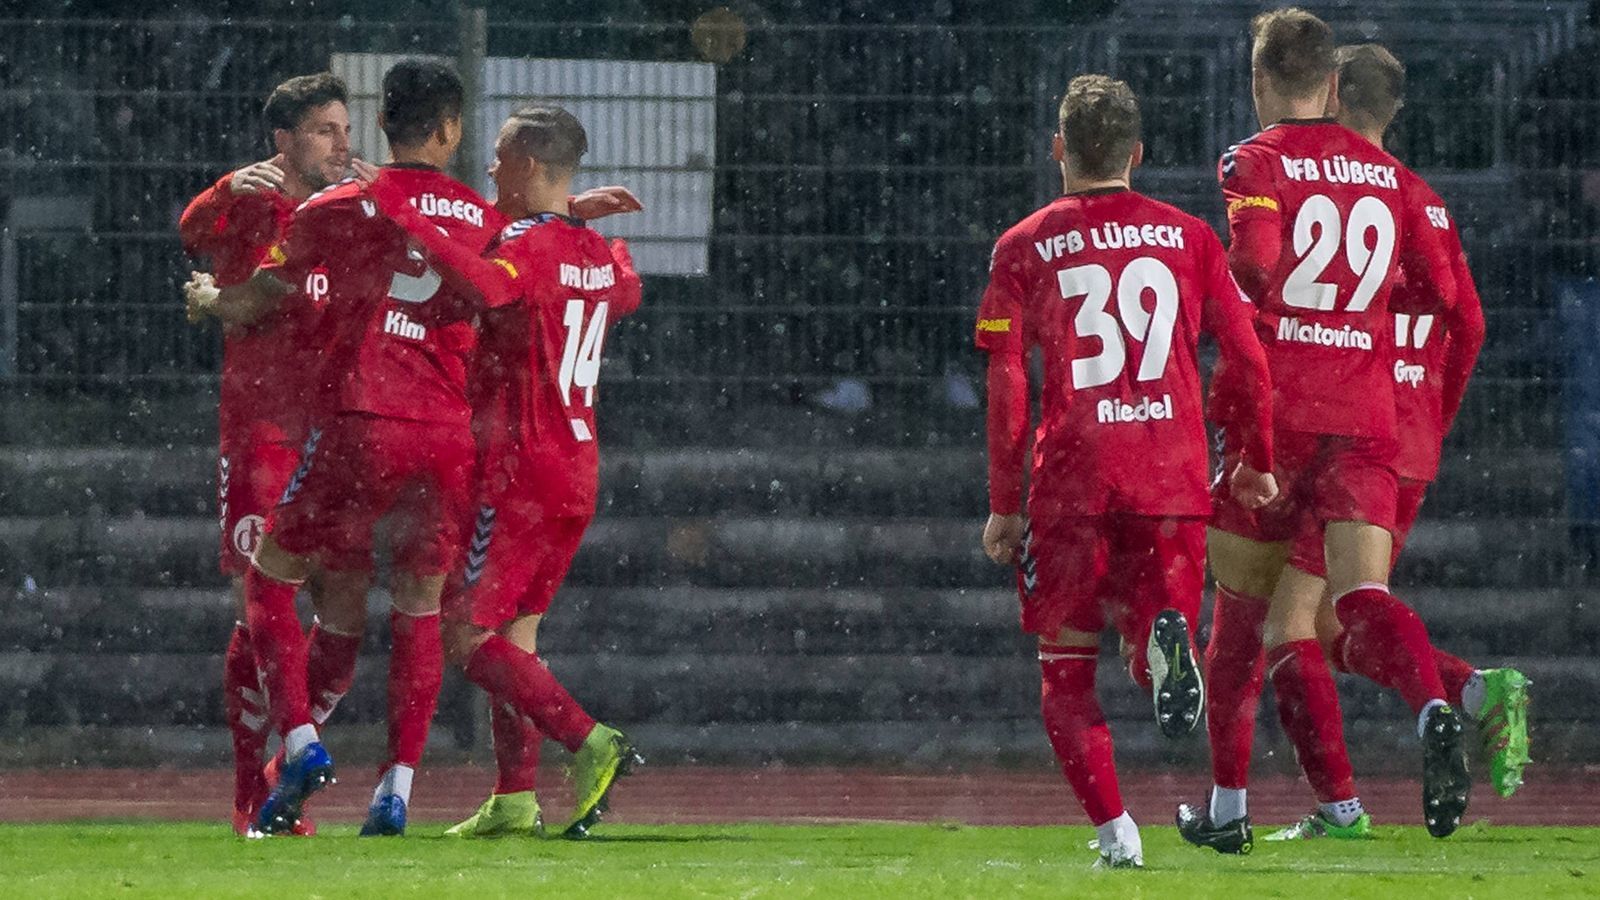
[
  {"left": 570, "top": 186, "right": 643, "bottom": 220},
  {"left": 609, "top": 238, "right": 636, "bottom": 269},
  {"left": 229, "top": 156, "right": 286, "bottom": 195},
  {"left": 1229, "top": 462, "right": 1280, "bottom": 509},
  {"left": 351, "top": 158, "right": 381, "bottom": 187},
  {"left": 982, "top": 512, "right": 1027, "bottom": 566},
  {"left": 183, "top": 271, "right": 220, "bottom": 323}
]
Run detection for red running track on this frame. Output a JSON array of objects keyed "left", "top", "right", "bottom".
[{"left": 1, "top": 766, "right": 1596, "bottom": 827}]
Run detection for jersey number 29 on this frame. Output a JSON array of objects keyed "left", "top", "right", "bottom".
[{"left": 1282, "top": 194, "right": 1395, "bottom": 313}]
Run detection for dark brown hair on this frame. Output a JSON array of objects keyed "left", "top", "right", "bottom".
[
  {"left": 1335, "top": 43, "right": 1406, "bottom": 131},
  {"left": 1251, "top": 7, "right": 1336, "bottom": 98},
  {"left": 1057, "top": 74, "right": 1141, "bottom": 179},
  {"left": 502, "top": 104, "right": 589, "bottom": 176},
  {"left": 263, "top": 72, "right": 348, "bottom": 137}
]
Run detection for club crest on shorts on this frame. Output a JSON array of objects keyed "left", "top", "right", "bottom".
[{"left": 232, "top": 514, "right": 266, "bottom": 557}]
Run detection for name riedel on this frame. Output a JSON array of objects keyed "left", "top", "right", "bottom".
[{"left": 1097, "top": 394, "right": 1174, "bottom": 424}]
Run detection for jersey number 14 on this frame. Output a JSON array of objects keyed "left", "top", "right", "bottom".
[{"left": 558, "top": 299, "right": 610, "bottom": 408}]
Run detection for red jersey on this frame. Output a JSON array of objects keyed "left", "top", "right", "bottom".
[
  {"left": 976, "top": 188, "right": 1272, "bottom": 519},
  {"left": 475, "top": 215, "right": 643, "bottom": 516},
  {"left": 179, "top": 171, "right": 306, "bottom": 442},
  {"left": 1218, "top": 119, "right": 1456, "bottom": 440},
  {"left": 1390, "top": 172, "right": 1486, "bottom": 482},
  {"left": 258, "top": 165, "right": 506, "bottom": 427}
]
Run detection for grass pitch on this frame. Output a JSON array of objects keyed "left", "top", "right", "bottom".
[{"left": 3, "top": 821, "right": 1597, "bottom": 898}]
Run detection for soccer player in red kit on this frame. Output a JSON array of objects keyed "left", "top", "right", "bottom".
[
  {"left": 353, "top": 103, "right": 644, "bottom": 839},
  {"left": 1177, "top": 9, "right": 1468, "bottom": 853},
  {"left": 1318, "top": 45, "right": 1531, "bottom": 801},
  {"left": 178, "top": 72, "right": 366, "bottom": 836},
  {"left": 189, "top": 59, "right": 500, "bottom": 836},
  {"left": 184, "top": 63, "right": 643, "bottom": 837},
  {"left": 977, "top": 75, "right": 1277, "bottom": 869},
  {"left": 1291, "top": 44, "right": 1527, "bottom": 809}
]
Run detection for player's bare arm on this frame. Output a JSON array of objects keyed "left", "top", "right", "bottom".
[
  {"left": 570, "top": 186, "right": 643, "bottom": 219},
  {"left": 183, "top": 267, "right": 294, "bottom": 327}
]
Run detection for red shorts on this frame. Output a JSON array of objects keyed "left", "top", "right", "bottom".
[
  {"left": 217, "top": 427, "right": 301, "bottom": 577},
  {"left": 443, "top": 491, "right": 590, "bottom": 631},
  {"left": 1211, "top": 428, "right": 1399, "bottom": 543},
  {"left": 1017, "top": 515, "right": 1205, "bottom": 665},
  {"left": 1289, "top": 478, "right": 1429, "bottom": 579},
  {"left": 268, "top": 413, "right": 476, "bottom": 575}
]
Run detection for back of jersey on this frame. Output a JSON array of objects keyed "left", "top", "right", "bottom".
[
  {"left": 978, "top": 188, "right": 1238, "bottom": 519},
  {"left": 1221, "top": 120, "right": 1443, "bottom": 439},
  {"left": 479, "top": 215, "right": 642, "bottom": 516},
  {"left": 268, "top": 166, "right": 503, "bottom": 428}
]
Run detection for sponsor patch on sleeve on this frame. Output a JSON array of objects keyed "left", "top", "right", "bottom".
[
  {"left": 977, "top": 318, "right": 1012, "bottom": 334},
  {"left": 1226, "top": 195, "right": 1279, "bottom": 217}
]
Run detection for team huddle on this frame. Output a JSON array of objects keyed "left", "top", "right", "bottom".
[
  {"left": 181, "top": 59, "right": 643, "bottom": 838},
  {"left": 175, "top": 5, "right": 1532, "bottom": 862},
  {"left": 977, "top": 8, "right": 1530, "bottom": 867}
]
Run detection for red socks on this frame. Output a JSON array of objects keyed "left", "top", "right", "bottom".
[
  {"left": 1432, "top": 649, "right": 1476, "bottom": 709},
  {"left": 1332, "top": 586, "right": 1448, "bottom": 714},
  {"left": 1332, "top": 629, "right": 1477, "bottom": 710},
  {"left": 306, "top": 624, "right": 362, "bottom": 726},
  {"left": 1205, "top": 587, "right": 1268, "bottom": 791},
  {"left": 222, "top": 624, "right": 269, "bottom": 813},
  {"left": 491, "top": 701, "right": 542, "bottom": 795},
  {"left": 1268, "top": 639, "right": 1356, "bottom": 803},
  {"left": 463, "top": 635, "right": 596, "bottom": 753},
  {"left": 244, "top": 567, "right": 312, "bottom": 735},
  {"left": 1039, "top": 645, "right": 1123, "bottom": 826},
  {"left": 386, "top": 610, "right": 444, "bottom": 770}
]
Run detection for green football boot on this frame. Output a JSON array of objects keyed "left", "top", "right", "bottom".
[
  {"left": 445, "top": 791, "right": 542, "bottom": 838},
  {"left": 1475, "top": 668, "right": 1531, "bottom": 798},
  {"left": 564, "top": 725, "right": 643, "bottom": 838},
  {"left": 1263, "top": 811, "right": 1374, "bottom": 841}
]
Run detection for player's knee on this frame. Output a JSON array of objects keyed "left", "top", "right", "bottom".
[
  {"left": 1323, "top": 520, "right": 1393, "bottom": 590},
  {"left": 501, "top": 614, "right": 541, "bottom": 654},
  {"left": 311, "top": 569, "right": 370, "bottom": 635},
  {"left": 251, "top": 535, "right": 311, "bottom": 583},
  {"left": 443, "top": 620, "right": 491, "bottom": 666},
  {"left": 1207, "top": 528, "right": 1287, "bottom": 598},
  {"left": 390, "top": 572, "right": 445, "bottom": 617},
  {"left": 1314, "top": 600, "right": 1343, "bottom": 656}
]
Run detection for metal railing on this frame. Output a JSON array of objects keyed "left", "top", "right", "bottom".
[{"left": 0, "top": 11, "right": 1592, "bottom": 460}]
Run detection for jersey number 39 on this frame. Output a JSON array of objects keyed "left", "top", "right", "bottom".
[{"left": 1058, "top": 257, "right": 1177, "bottom": 390}]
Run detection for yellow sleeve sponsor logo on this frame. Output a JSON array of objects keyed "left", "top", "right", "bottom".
[
  {"left": 1226, "top": 195, "right": 1279, "bottom": 217},
  {"left": 266, "top": 243, "right": 287, "bottom": 265},
  {"left": 491, "top": 257, "right": 519, "bottom": 280},
  {"left": 977, "top": 318, "right": 1012, "bottom": 333}
]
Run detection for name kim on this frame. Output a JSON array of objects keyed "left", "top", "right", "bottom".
[
  {"left": 384, "top": 309, "right": 427, "bottom": 341},
  {"left": 1097, "top": 394, "right": 1174, "bottom": 424}
]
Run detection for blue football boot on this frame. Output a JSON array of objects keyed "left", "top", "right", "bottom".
[
  {"left": 360, "top": 793, "right": 408, "bottom": 837},
  {"left": 253, "top": 742, "right": 335, "bottom": 836}
]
